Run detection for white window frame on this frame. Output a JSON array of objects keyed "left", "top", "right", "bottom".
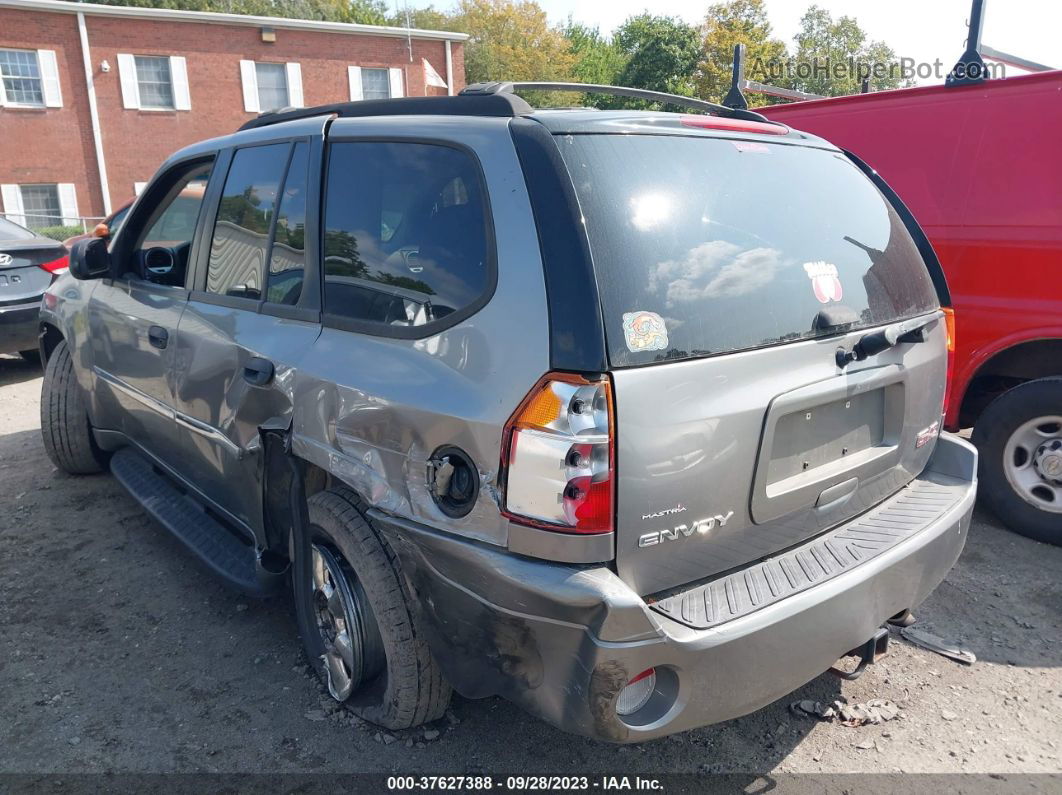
[
  {"left": 0, "top": 48, "right": 61, "bottom": 108},
  {"left": 240, "top": 60, "right": 303, "bottom": 113},
  {"left": 0, "top": 183, "right": 78, "bottom": 228},
  {"left": 348, "top": 66, "right": 404, "bottom": 102},
  {"left": 117, "top": 53, "right": 190, "bottom": 111}
]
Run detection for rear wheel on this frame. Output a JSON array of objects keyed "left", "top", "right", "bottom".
[
  {"left": 973, "top": 378, "right": 1062, "bottom": 545},
  {"left": 40, "top": 340, "right": 107, "bottom": 475},
  {"left": 293, "top": 486, "right": 451, "bottom": 729}
]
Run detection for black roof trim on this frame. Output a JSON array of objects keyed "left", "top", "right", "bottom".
[
  {"left": 237, "top": 94, "right": 533, "bottom": 131},
  {"left": 462, "top": 81, "right": 770, "bottom": 123}
]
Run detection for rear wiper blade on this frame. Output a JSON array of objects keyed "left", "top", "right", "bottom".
[{"left": 836, "top": 316, "right": 935, "bottom": 369}]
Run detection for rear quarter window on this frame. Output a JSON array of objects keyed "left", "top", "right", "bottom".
[
  {"left": 322, "top": 141, "right": 493, "bottom": 335},
  {"left": 556, "top": 134, "right": 939, "bottom": 366}
]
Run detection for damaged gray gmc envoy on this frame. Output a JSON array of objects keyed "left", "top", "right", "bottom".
[{"left": 38, "top": 83, "right": 978, "bottom": 742}]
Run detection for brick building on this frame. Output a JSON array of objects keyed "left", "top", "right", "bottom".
[{"left": 0, "top": 0, "right": 467, "bottom": 228}]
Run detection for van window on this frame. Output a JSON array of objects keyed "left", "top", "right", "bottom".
[
  {"left": 557, "top": 134, "right": 939, "bottom": 366},
  {"left": 206, "top": 143, "right": 288, "bottom": 300},
  {"left": 322, "top": 141, "right": 490, "bottom": 331}
]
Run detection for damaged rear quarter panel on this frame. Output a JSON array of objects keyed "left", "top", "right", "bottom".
[{"left": 292, "top": 119, "right": 550, "bottom": 546}]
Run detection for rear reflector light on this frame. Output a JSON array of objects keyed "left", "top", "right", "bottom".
[
  {"left": 680, "top": 115, "right": 788, "bottom": 136},
  {"left": 502, "top": 372, "right": 614, "bottom": 534},
  {"left": 616, "top": 668, "right": 656, "bottom": 716},
  {"left": 39, "top": 255, "right": 69, "bottom": 274},
  {"left": 942, "top": 307, "right": 956, "bottom": 418},
  {"left": 942, "top": 307, "right": 956, "bottom": 353}
]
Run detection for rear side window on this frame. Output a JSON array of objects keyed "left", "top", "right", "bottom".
[
  {"left": 557, "top": 134, "right": 939, "bottom": 366},
  {"left": 206, "top": 143, "right": 288, "bottom": 300},
  {"left": 267, "top": 141, "right": 309, "bottom": 306},
  {"left": 322, "top": 141, "right": 491, "bottom": 332}
]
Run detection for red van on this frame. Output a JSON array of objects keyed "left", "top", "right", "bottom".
[{"left": 763, "top": 70, "right": 1062, "bottom": 545}]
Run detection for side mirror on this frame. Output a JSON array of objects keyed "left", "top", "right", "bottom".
[{"left": 69, "top": 237, "right": 111, "bottom": 280}]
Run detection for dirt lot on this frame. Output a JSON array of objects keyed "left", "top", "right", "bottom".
[{"left": 1, "top": 353, "right": 1060, "bottom": 777}]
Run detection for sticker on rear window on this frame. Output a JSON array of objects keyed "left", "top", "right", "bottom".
[
  {"left": 622, "top": 311, "right": 669, "bottom": 352},
  {"left": 803, "top": 261, "right": 844, "bottom": 303},
  {"left": 732, "top": 141, "right": 771, "bottom": 154}
]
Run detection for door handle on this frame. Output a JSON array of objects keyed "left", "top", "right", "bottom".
[
  {"left": 148, "top": 325, "right": 168, "bottom": 350},
  {"left": 243, "top": 357, "right": 275, "bottom": 386}
]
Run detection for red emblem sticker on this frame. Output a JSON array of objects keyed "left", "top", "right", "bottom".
[{"left": 803, "top": 261, "right": 843, "bottom": 303}]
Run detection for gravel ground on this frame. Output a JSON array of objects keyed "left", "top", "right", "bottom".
[{"left": 1, "top": 353, "right": 1060, "bottom": 776}]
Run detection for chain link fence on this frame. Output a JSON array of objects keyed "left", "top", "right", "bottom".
[{"left": 1, "top": 212, "right": 107, "bottom": 242}]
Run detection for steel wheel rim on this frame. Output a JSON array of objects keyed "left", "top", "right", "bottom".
[
  {"left": 1002, "top": 414, "right": 1062, "bottom": 514},
  {"left": 309, "top": 544, "right": 384, "bottom": 701}
]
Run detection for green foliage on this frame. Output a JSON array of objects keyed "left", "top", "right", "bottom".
[
  {"left": 697, "top": 0, "right": 786, "bottom": 108},
  {"left": 31, "top": 225, "right": 84, "bottom": 242},
  {"left": 781, "top": 4, "right": 909, "bottom": 96},
  {"left": 449, "top": 0, "right": 575, "bottom": 85},
  {"left": 610, "top": 13, "right": 700, "bottom": 104}
]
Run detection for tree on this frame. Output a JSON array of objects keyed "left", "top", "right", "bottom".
[
  {"left": 782, "top": 5, "right": 909, "bottom": 96},
  {"left": 561, "top": 20, "right": 626, "bottom": 107},
  {"left": 449, "top": 0, "right": 576, "bottom": 85},
  {"left": 696, "top": 0, "right": 786, "bottom": 107},
  {"left": 611, "top": 13, "right": 700, "bottom": 102}
]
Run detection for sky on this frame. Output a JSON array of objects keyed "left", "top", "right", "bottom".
[{"left": 532, "top": 0, "right": 1060, "bottom": 85}]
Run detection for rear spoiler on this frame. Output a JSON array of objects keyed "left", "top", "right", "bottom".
[{"left": 843, "top": 149, "right": 952, "bottom": 308}]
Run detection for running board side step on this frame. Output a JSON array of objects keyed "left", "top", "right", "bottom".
[{"left": 110, "top": 447, "right": 285, "bottom": 597}]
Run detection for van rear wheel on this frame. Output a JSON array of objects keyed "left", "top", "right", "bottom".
[
  {"left": 973, "top": 378, "right": 1062, "bottom": 546},
  {"left": 293, "top": 486, "right": 451, "bottom": 730}
]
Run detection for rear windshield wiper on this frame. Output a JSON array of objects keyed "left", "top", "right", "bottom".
[{"left": 836, "top": 316, "right": 935, "bottom": 369}]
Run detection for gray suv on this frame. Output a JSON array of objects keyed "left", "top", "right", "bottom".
[{"left": 38, "top": 83, "right": 978, "bottom": 742}]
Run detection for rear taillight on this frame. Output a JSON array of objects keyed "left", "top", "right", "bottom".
[
  {"left": 39, "top": 255, "right": 69, "bottom": 274},
  {"left": 502, "top": 372, "right": 614, "bottom": 534}
]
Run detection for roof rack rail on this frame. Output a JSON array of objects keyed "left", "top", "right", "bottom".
[
  {"left": 237, "top": 92, "right": 534, "bottom": 131},
  {"left": 460, "top": 81, "right": 769, "bottom": 122}
]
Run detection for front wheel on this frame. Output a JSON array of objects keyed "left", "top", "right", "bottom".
[
  {"left": 40, "top": 340, "right": 108, "bottom": 475},
  {"left": 293, "top": 486, "right": 451, "bottom": 729},
  {"left": 973, "top": 378, "right": 1062, "bottom": 545}
]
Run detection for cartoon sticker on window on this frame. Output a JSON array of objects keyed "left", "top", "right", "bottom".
[
  {"left": 622, "top": 311, "right": 669, "bottom": 352},
  {"left": 803, "top": 261, "right": 844, "bottom": 303}
]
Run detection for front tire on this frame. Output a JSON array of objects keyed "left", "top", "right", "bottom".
[
  {"left": 40, "top": 340, "right": 107, "bottom": 475},
  {"left": 973, "top": 378, "right": 1062, "bottom": 545},
  {"left": 293, "top": 486, "right": 451, "bottom": 729}
]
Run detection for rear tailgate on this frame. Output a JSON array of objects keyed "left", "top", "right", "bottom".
[{"left": 555, "top": 129, "right": 946, "bottom": 595}]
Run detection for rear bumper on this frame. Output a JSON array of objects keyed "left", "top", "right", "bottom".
[
  {"left": 0, "top": 300, "right": 41, "bottom": 354},
  {"left": 377, "top": 434, "right": 977, "bottom": 742}
]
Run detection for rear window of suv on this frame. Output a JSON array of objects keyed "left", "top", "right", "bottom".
[{"left": 556, "top": 134, "right": 939, "bottom": 367}]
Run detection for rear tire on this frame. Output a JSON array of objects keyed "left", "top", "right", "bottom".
[
  {"left": 972, "top": 378, "right": 1062, "bottom": 546},
  {"left": 40, "top": 340, "right": 107, "bottom": 475},
  {"left": 293, "top": 486, "right": 451, "bottom": 730}
]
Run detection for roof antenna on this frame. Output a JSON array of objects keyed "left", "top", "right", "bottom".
[
  {"left": 946, "top": 0, "right": 989, "bottom": 87},
  {"left": 723, "top": 43, "right": 749, "bottom": 110}
]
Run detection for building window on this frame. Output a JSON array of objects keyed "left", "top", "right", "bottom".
[
  {"left": 348, "top": 66, "right": 404, "bottom": 101},
  {"left": 20, "top": 185, "right": 62, "bottom": 229},
  {"left": 2, "top": 183, "right": 78, "bottom": 229},
  {"left": 255, "top": 63, "right": 288, "bottom": 111},
  {"left": 0, "top": 49, "right": 43, "bottom": 106},
  {"left": 361, "top": 68, "right": 390, "bottom": 100},
  {"left": 118, "top": 54, "right": 189, "bottom": 111},
  {"left": 134, "top": 56, "right": 174, "bottom": 109}
]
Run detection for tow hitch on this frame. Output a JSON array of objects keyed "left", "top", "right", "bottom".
[{"left": 829, "top": 626, "right": 890, "bottom": 681}]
